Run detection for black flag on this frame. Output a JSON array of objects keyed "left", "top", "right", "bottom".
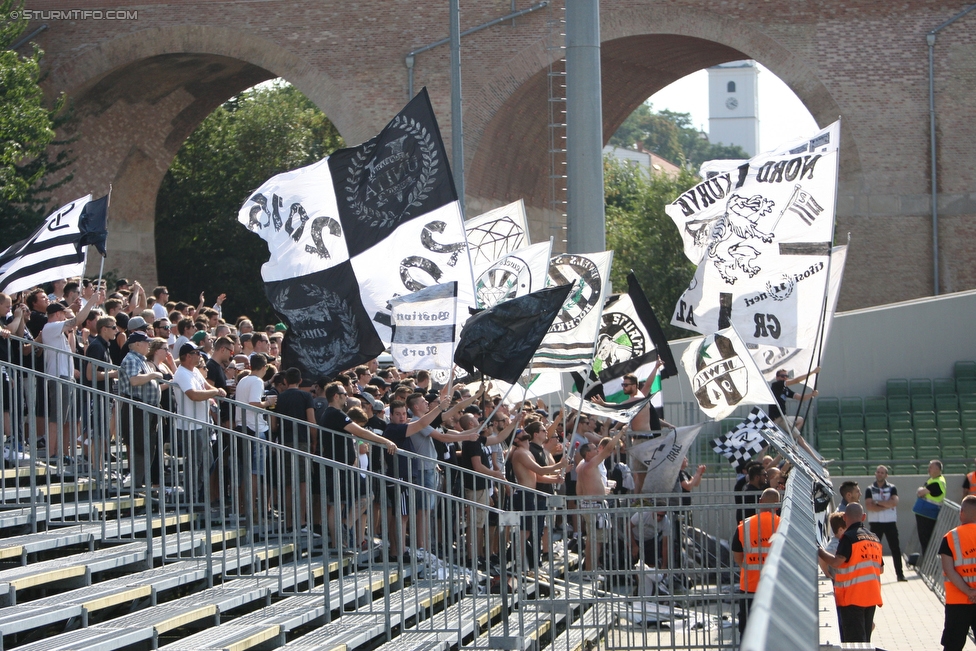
[
  {"left": 627, "top": 272, "right": 677, "bottom": 379},
  {"left": 454, "top": 284, "right": 572, "bottom": 384},
  {"left": 77, "top": 194, "right": 109, "bottom": 257}
]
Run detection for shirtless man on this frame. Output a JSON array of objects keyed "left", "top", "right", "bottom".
[
  {"left": 593, "top": 358, "right": 672, "bottom": 493},
  {"left": 576, "top": 429, "right": 625, "bottom": 572},
  {"left": 510, "top": 430, "right": 567, "bottom": 570}
]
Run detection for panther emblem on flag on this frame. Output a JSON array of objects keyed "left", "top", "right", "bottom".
[{"left": 593, "top": 312, "right": 645, "bottom": 375}]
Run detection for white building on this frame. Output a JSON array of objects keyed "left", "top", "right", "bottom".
[
  {"left": 602, "top": 144, "right": 681, "bottom": 179},
  {"left": 707, "top": 60, "right": 759, "bottom": 156}
]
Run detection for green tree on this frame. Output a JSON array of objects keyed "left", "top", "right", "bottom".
[
  {"left": 155, "top": 81, "right": 344, "bottom": 325},
  {"left": 610, "top": 102, "right": 750, "bottom": 169},
  {"left": 0, "top": 0, "right": 73, "bottom": 244},
  {"left": 604, "top": 155, "right": 700, "bottom": 340}
]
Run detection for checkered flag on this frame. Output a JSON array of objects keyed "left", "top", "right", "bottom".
[{"left": 711, "top": 407, "right": 773, "bottom": 469}]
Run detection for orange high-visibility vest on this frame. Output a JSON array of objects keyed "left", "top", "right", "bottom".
[
  {"left": 834, "top": 526, "right": 883, "bottom": 608},
  {"left": 966, "top": 472, "right": 976, "bottom": 496},
  {"left": 738, "top": 511, "right": 780, "bottom": 593},
  {"left": 943, "top": 522, "right": 976, "bottom": 604}
]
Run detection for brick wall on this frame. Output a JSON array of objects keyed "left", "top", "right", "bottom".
[{"left": 20, "top": 0, "right": 976, "bottom": 308}]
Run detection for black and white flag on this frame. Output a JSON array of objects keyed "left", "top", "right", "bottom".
[
  {"left": 712, "top": 407, "right": 771, "bottom": 469},
  {"left": 239, "top": 89, "right": 474, "bottom": 379},
  {"left": 390, "top": 282, "right": 457, "bottom": 371},
  {"left": 465, "top": 200, "right": 529, "bottom": 267},
  {"left": 0, "top": 195, "right": 98, "bottom": 295}
]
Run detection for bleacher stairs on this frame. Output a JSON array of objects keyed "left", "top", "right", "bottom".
[{"left": 0, "top": 458, "right": 604, "bottom": 651}]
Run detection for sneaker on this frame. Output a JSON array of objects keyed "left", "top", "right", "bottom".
[
  {"left": 897, "top": 575, "right": 908, "bottom": 582},
  {"left": 299, "top": 525, "right": 321, "bottom": 537}
]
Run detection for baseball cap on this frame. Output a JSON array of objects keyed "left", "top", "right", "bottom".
[
  {"left": 179, "top": 342, "right": 199, "bottom": 357},
  {"left": 191, "top": 330, "right": 208, "bottom": 343},
  {"left": 127, "top": 331, "right": 150, "bottom": 344},
  {"left": 127, "top": 316, "right": 148, "bottom": 331}
]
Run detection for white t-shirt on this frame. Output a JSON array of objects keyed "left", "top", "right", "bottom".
[
  {"left": 173, "top": 365, "right": 210, "bottom": 430},
  {"left": 152, "top": 302, "right": 168, "bottom": 320},
  {"left": 41, "top": 320, "right": 73, "bottom": 378},
  {"left": 234, "top": 373, "right": 268, "bottom": 433}
]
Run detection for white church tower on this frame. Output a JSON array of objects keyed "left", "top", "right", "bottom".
[{"left": 708, "top": 61, "right": 759, "bottom": 157}]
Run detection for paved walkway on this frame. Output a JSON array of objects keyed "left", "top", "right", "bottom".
[{"left": 818, "top": 555, "right": 976, "bottom": 650}]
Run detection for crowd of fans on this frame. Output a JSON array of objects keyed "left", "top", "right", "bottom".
[{"left": 0, "top": 276, "right": 724, "bottom": 578}]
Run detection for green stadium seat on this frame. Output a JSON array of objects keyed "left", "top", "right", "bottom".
[
  {"left": 887, "top": 396, "right": 912, "bottom": 414},
  {"left": 867, "top": 447, "right": 891, "bottom": 461},
  {"left": 889, "top": 412, "right": 913, "bottom": 429},
  {"left": 938, "top": 411, "right": 961, "bottom": 428},
  {"left": 842, "top": 430, "right": 866, "bottom": 447},
  {"left": 960, "top": 395, "right": 976, "bottom": 413},
  {"left": 963, "top": 425, "right": 976, "bottom": 444},
  {"left": 955, "top": 361, "right": 976, "bottom": 378},
  {"left": 936, "top": 393, "right": 960, "bottom": 411},
  {"left": 840, "top": 397, "right": 864, "bottom": 415},
  {"left": 941, "top": 427, "right": 964, "bottom": 445},
  {"left": 841, "top": 415, "right": 864, "bottom": 431},
  {"left": 934, "top": 378, "right": 958, "bottom": 395},
  {"left": 958, "top": 378, "right": 976, "bottom": 395},
  {"left": 891, "top": 464, "right": 918, "bottom": 475},
  {"left": 864, "top": 414, "right": 889, "bottom": 430},
  {"left": 943, "top": 445, "right": 967, "bottom": 461},
  {"left": 865, "top": 429, "right": 890, "bottom": 446},
  {"left": 843, "top": 447, "right": 866, "bottom": 460},
  {"left": 911, "top": 379, "right": 933, "bottom": 396},
  {"left": 887, "top": 379, "right": 910, "bottom": 397},
  {"left": 817, "top": 414, "right": 840, "bottom": 431},
  {"left": 946, "top": 462, "right": 970, "bottom": 474},
  {"left": 863, "top": 397, "right": 888, "bottom": 414},
  {"left": 846, "top": 465, "right": 869, "bottom": 475},
  {"left": 914, "top": 412, "right": 937, "bottom": 429},
  {"left": 818, "top": 433, "right": 841, "bottom": 450},
  {"left": 918, "top": 446, "right": 942, "bottom": 462},
  {"left": 816, "top": 397, "right": 840, "bottom": 415},
  {"left": 912, "top": 395, "right": 935, "bottom": 412},
  {"left": 892, "top": 446, "right": 916, "bottom": 461},
  {"left": 890, "top": 429, "right": 915, "bottom": 447},
  {"left": 915, "top": 428, "right": 940, "bottom": 448}
]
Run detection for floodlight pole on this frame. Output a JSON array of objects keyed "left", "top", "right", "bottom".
[
  {"left": 450, "top": 0, "right": 466, "bottom": 217},
  {"left": 565, "top": 0, "right": 605, "bottom": 254}
]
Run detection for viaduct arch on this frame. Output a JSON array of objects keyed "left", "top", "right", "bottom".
[{"left": 22, "top": 1, "right": 976, "bottom": 310}]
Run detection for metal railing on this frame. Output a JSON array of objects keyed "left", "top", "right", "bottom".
[
  {"left": 912, "top": 497, "right": 961, "bottom": 602},
  {"left": 0, "top": 332, "right": 813, "bottom": 650}
]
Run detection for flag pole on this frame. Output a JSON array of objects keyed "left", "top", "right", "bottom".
[{"left": 96, "top": 184, "right": 112, "bottom": 291}]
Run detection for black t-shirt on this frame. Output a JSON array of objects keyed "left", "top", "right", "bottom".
[
  {"left": 768, "top": 380, "right": 794, "bottom": 419},
  {"left": 460, "top": 438, "right": 491, "bottom": 491},
  {"left": 939, "top": 533, "right": 954, "bottom": 558},
  {"left": 205, "top": 359, "right": 230, "bottom": 422},
  {"left": 736, "top": 483, "right": 763, "bottom": 522},
  {"left": 529, "top": 442, "right": 555, "bottom": 495},
  {"left": 84, "top": 336, "right": 112, "bottom": 391},
  {"left": 276, "top": 388, "right": 314, "bottom": 444},
  {"left": 380, "top": 421, "right": 410, "bottom": 480},
  {"left": 319, "top": 405, "right": 354, "bottom": 466}
]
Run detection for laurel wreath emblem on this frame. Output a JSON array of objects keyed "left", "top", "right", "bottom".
[
  {"left": 344, "top": 115, "right": 438, "bottom": 229},
  {"left": 274, "top": 284, "right": 360, "bottom": 375}
]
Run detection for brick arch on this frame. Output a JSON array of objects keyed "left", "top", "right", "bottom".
[
  {"left": 466, "top": 5, "right": 859, "bottom": 233},
  {"left": 41, "top": 25, "right": 355, "bottom": 286}
]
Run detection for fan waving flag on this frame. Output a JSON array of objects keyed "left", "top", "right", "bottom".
[
  {"left": 712, "top": 407, "right": 770, "bottom": 469},
  {"left": 531, "top": 251, "right": 613, "bottom": 372},
  {"left": 239, "top": 88, "right": 474, "bottom": 380},
  {"left": 389, "top": 282, "right": 458, "bottom": 371},
  {"left": 681, "top": 324, "right": 776, "bottom": 421},
  {"left": 0, "top": 195, "right": 94, "bottom": 295},
  {"left": 454, "top": 284, "right": 572, "bottom": 384}
]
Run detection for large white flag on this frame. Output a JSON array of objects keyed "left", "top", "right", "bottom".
[
  {"left": 532, "top": 251, "right": 614, "bottom": 372},
  {"left": 238, "top": 89, "right": 474, "bottom": 379},
  {"left": 473, "top": 241, "right": 552, "bottom": 309},
  {"left": 630, "top": 424, "right": 705, "bottom": 494},
  {"left": 464, "top": 199, "right": 530, "bottom": 268},
  {"left": 681, "top": 324, "right": 776, "bottom": 421},
  {"left": 389, "top": 282, "right": 458, "bottom": 371},
  {"left": 669, "top": 122, "right": 840, "bottom": 345},
  {"left": 0, "top": 196, "right": 93, "bottom": 295},
  {"left": 751, "top": 244, "right": 848, "bottom": 379}
]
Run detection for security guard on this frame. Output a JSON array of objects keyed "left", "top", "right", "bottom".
[
  {"left": 819, "top": 502, "right": 884, "bottom": 644},
  {"left": 917, "top": 459, "right": 947, "bottom": 554},
  {"left": 960, "top": 459, "right": 976, "bottom": 501},
  {"left": 939, "top": 495, "right": 976, "bottom": 651},
  {"left": 731, "top": 487, "right": 780, "bottom": 636}
]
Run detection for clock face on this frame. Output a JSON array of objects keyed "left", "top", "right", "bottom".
[{"left": 726, "top": 97, "right": 738, "bottom": 110}]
